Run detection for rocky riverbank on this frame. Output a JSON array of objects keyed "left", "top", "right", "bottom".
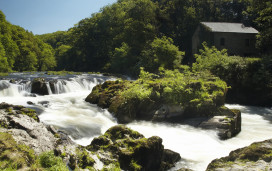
[{"left": 0, "top": 102, "right": 181, "bottom": 170}]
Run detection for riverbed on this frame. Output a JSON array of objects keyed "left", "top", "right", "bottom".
[{"left": 1, "top": 73, "right": 272, "bottom": 171}]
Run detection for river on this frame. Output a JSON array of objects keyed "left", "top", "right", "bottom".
[{"left": 0, "top": 73, "right": 272, "bottom": 171}]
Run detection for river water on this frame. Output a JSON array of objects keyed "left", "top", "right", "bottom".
[{"left": 0, "top": 73, "right": 272, "bottom": 171}]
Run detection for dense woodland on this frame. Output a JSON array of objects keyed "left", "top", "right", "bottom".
[
  {"left": 0, "top": 11, "right": 56, "bottom": 72},
  {"left": 0, "top": 0, "right": 271, "bottom": 76}
]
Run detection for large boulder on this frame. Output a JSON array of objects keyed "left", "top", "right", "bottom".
[
  {"left": 31, "top": 78, "right": 49, "bottom": 95},
  {"left": 85, "top": 78, "right": 241, "bottom": 139},
  {"left": 198, "top": 108, "right": 241, "bottom": 140},
  {"left": 0, "top": 103, "right": 55, "bottom": 154},
  {"left": 86, "top": 125, "right": 181, "bottom": 171},
  {"left": 206, "top": 139, "right": 272, "bottom": 171}
]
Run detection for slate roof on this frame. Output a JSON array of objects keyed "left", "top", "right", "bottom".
[{"left": 201, "top": 22, "right": 259, "bottom": 34}]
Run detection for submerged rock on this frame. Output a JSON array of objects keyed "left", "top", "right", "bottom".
[{"left": 206, "top": 139, "right": 272, "bottom": 171}]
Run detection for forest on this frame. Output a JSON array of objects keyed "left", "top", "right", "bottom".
[{"left": 0, "top": 0, "right": 271, "bottom": 76}]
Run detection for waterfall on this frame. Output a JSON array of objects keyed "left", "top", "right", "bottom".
[
  {"left": 0, "top": 73, "right": 113, "bottom": 96},
  {"left": 0, "top": 80, "right": 31, "bottom": 97},
  {"left": 46, "top": 82, "right": 53, "bottom": 95}
]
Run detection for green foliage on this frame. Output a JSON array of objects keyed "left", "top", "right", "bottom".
[
  {"left": 0, "top": 10, "right": 56, "bottom": 72},
  {"left": 130, "top": 160, "right": 142, "bottom": 171},
  {"left": 126, "top": 68, "right": 226, "bottom": 106},
  {"left": 39, "top": 151, "right": 68, "bottom": 170},
  {"left": 140, "top": 36, "right": 184, "bottom": 73},
  {"left": 0, "top": 131, "right": 69, "bottom": 171},
  {"left": 246, "top": 0, "right": 272, "bottom": 54},
  {"left": 0, "top": 42, "right": 10, "bottom": 72},
  {"left": 46, "top": 70, "right": 82, "bottom": 75},
  {"left": 76, "top": 149, "right": 95, "bottom": 169},
  {"left": 109, "top": 42, "right": 131, "bottom": 73},
  {"left": 193, "top": 44, "right": 272, "bottom": 105},
  {"left": 0, "top": 132, "right": 36, "bottom": 170}
]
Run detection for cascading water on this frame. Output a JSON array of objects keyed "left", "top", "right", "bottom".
[{"left": 0, "top": 72, "right": 272, "bottom": 171}]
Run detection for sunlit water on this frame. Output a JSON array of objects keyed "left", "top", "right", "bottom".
[{"left": 0, "top": 73, "right": 272, "bottom": 171}]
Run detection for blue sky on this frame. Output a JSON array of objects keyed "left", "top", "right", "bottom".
[{"left": 0, "top": 0, "right": 117, "bottom": 35}]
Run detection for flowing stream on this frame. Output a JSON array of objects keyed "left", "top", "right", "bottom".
[{"left": 0, "top": 73, "right": 272, "bottom": 171}]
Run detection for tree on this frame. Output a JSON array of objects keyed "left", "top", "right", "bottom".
[
  {"left": 37, "top": 43, "right": 56, "bottom": 71},
  {"left": 140, "top": 36, "right": 184, "bottom": 73},
  {"left": 109, "top": 42, "right": 131, "bottom": 73},
  {"left": 0, "top": 42, "right": 10, "bottom": 72},
  {"left": 246, "top": 0, "right": 272, "bottom": 54}
]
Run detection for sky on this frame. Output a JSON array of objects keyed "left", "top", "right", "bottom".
[{"left": 0, "top": 0, "right": 117, "bottom": 35}]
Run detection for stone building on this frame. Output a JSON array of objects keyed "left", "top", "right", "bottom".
[{"left": 192, "top": 22, "right": 259, "bottom": 56}]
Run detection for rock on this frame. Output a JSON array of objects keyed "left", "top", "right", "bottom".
[
  {"left": 198, "top": 109, "right": 241, "bottom": 140},
  {"left": 86, "top": 80, "right": 241, "bottom": 139},
  {"left": 0, "top": 111, "right": 55, "bottom": 155},
  {"left": 38, "top": 101, "right": 50, "bottom": 107},
  {"left": 85, "top": 80, "right": 126, "bottom": 109},
  {"left": 86, "top": 125, "right": 181, "bottom": 171},
  {"left": 0, "top": 80, "right": 10, "bottom": 91},
  {"left": 0, "top": 132, "right": 37, "bottom": 170},
  {"left": 49, "top": 79, "right": 58, "bottom": 94},
  {"left": 31, "top": 78, "right": 49, "bottom": 95},
  {"left": 206, "top": 139, "right": 272, "bottom": 171},
  {"left": 162, "top": 149, "right": 182, "bottom": 169},
  {"left": 27, "top": 101, "right": 35, "bottom": 105}
]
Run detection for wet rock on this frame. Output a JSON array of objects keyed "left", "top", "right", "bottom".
[
  {"left": 49, "top": 79, "right": 58, "bottom": 94},
  {"left": 9, "top": 79, "right": 16, "bottom": 83},
  {"left": 198, "top": 109, "right": 241, "bottom": 140},
  {"left": 0, "top": 80, "right": 10, "bottom": 90},
  {"left": 31, "top": 77, "right": 49, "bottom": 95},
  {"left": 86, "top": 125, "right": 181, "bottom": 171},
  {"left": 38, "top": 101, "right": 50, "bottom": 107},
  {"left": 206, "top": 139, "right": 272, "bottom": 171},
  {"left": 27, "top": 101, "right": 35, "bottom": 105}
]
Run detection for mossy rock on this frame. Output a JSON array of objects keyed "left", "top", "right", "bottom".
[
  {"left": 76, "top": 148, "right": 95, "bottom": 169},
  {"left": 86, "top": 125, "right": 180, "bottom": 171},
  {"left": 0, "top": 102, "right": 39, "bottom": 122},
  {"left": 0, "top": 132, "right": 36, "bottom": 170},
  {"left": 86, "top": 70, "right": 229, "bottom": 124},
  {"left": 85, "top": 80, "right": 127, "bottom": 109},
  {"left": 207, "top": 139, "right": 272, "bottom": 171}
]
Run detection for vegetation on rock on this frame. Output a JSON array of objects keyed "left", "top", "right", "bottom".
[
  {"left": 0, "top": 102, "right": 39, "bottom": 122},
  {"left": 207, "top": 139, "right": 272, "bottom": 171},
  {"left": 0, "top": 132, "right": 68, "bottom": 170},
  {"left": 86, "top": 68, "right": 228, "bottom": 123},
  {"left": 86, "top": 125, "right": 181, "bottom": 171}
]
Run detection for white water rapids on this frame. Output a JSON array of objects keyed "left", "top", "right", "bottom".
[{"left": 0, "top": 73, "right": 272, "bottom": 171}]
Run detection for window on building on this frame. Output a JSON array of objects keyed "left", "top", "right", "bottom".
[
  {"left": 220, "top": 38, "right": 225, "bottom": 46},
  {"left": 245, "top": 39, "right": 250, "bottom": 47}
]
